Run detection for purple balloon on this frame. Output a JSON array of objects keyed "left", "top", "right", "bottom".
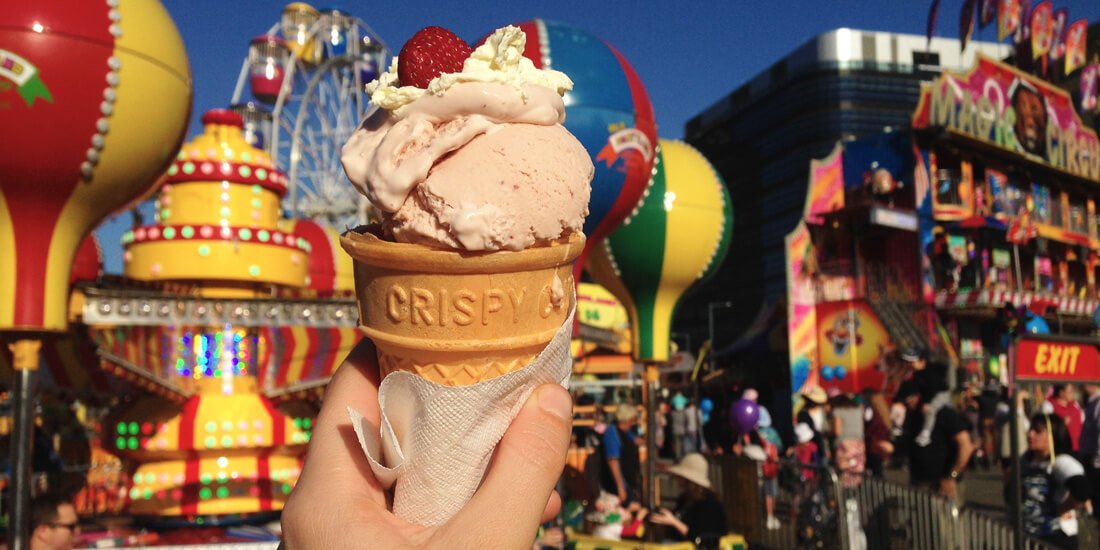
[{"left": 729, "top": 399, "right": 761, "bottom": 434}]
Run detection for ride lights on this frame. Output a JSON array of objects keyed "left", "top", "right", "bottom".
[
  {"left": 248, "top": 36, "right": 290, "bottom": 104},
  {"left": 82, "top": 293, "right": 358, "bottom": 327}
]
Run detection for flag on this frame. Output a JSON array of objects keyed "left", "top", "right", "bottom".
[
  {"left": 913, "top": 138, "right": 931, "bottom": 210},
  {"left": 1014, "top": 0, "right": 1031, "bottom": 45},
  {"left": 980, "top": 0, "right": 996, "bottom": 28},
  {"left": 961, "top": 0, "right": 978, "bottom": 52},
  {"left": 927, "top": 0, "right": 942, "bottom": 47},
  {"left": 1065, "top": 19, "right": 1088, "bottom": 75},
  {"left": 1082, "top": 64, "right": 1099, "bottom": 113},
  {"left": 1029, "top": 1, "right": 1053, "bottom": 60},
  {"left": 1048, "top": 8, "right": 1068, "bottom": 62},
  {"left": 998, "top": 0, "right": 1023, "bottom": 41}
]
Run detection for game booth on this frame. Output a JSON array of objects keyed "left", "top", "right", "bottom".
[{"left": 786, "top": 52, "right": 1100, "bottom": 405}]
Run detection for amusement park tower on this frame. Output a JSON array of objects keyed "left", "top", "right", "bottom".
[{"left": 113, "top": 110, "right": 314, "bottom": 519}]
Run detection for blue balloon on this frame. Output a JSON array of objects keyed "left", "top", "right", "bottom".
[
  {"left": 1025, "top": 314, "right": 1050, "bottom": 334},
  {"left": 835, "top": 365, "right": 847, "bottom": 380},
  {"left": 699, "top": 398, "right": 714, "bottom": 413},
  {"left": 821, "top": 365, "right": 835, "bottom": 381}
]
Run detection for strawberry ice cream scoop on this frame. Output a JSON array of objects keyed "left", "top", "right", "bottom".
[
  {"left": 387, "top": 123, "right": 592, "bottom": 251},
  {"left": 341, "top": 25, "right": 592, "bottom": 251}
]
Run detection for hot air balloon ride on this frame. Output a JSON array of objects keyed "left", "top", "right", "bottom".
[
  {"left": 588, "top": 139, "right": 733, "bottom": 363},
  {"left": 0, "top": 0, "right": 191, "bottom": 542}
]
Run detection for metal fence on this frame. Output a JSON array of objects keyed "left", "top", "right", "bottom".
[
  {"left": 711, "top": 456, "right": 844, "bottom": 549},
  {"left": 709, "top": 456, "right": 1059, "bottom": 550}
]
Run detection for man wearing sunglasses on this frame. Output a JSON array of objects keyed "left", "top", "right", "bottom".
[{"left": 30, "top": 494, "right": 78, "bottom": 550}]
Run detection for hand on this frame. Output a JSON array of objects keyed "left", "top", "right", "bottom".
[
  {"left": 939, "top": 478, "right": 957, "bottom": 499},
  {"left": 282, "top": 339, "right": 574, "bottom": 549},
  {"left": 617, "top": 487, "right": 628, "bottom": 505},
  {"left": 648, "top": 508, "right": 677, "bottom": 526}
]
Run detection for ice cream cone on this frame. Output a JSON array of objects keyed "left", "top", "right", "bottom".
[{"left": 341, "top": 225, "right": 584, "bottom": 386}]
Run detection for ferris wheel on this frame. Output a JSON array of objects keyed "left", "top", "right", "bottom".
[{"left": 229, "top": 2, "right": 390, "bottom": 229}]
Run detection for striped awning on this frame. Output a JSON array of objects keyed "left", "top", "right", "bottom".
[
  {"left": 257, "top": 326, "right": 363, "bottom": 395},
  {"left": 89, "top": 325, "right": 363, "bottom": 401},
  {"left": 0, "top": 329, "right": 121, "bottom": 396},
  {"left": 934, "top": 289, "right": 1099, "bottom": 317}
]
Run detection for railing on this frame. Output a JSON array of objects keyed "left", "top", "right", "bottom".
[{"left": 709, "top": 456, "right": 1059, "bottom": 550}]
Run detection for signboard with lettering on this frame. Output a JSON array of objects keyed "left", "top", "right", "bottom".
[
  {"left": 1014, "top": 337, "right": 1100, "bottom": 382},
  {"left": 912, "top": 55, "right": 1100, "bottom": 181}
]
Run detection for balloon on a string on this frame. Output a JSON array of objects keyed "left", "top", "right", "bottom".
[{"left": 729, "top": 399, "right": 760, "bottom": 434}]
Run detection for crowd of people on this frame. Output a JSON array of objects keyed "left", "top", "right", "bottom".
[{"left": 565, "top": 344, "right": 1100, "bottom": 550}]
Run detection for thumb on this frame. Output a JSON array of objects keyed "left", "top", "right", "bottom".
[{"left": 445, "top": 384, "right": 572, "bottom": 548}]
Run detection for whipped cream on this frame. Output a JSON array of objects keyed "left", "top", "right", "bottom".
[{"left": 366, "top": 25, "right": 573, "bottom": 116}]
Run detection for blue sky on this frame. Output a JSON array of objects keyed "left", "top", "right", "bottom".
[{"left": 94, "top": 0, "right": 1100, "bottom": 272}]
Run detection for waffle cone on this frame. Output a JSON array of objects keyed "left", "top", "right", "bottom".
[{"left": 340, "top": 225, "right": 584, "bottom": 386}]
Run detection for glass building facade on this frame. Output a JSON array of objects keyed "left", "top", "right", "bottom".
[{"left": 680, "top": 29, "right": 1011, "bottom": 348}]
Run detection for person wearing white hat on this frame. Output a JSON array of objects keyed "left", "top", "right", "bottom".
[
  {"left": 649, "top": 453, "right": 727, "bottom": 543},
  {"left": 797, "top": 386, "right": 830, "bottom": 461}
]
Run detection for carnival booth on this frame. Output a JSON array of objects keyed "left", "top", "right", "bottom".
[{"left": 786, "top": 53, "right": 1100, "bottom": 405}]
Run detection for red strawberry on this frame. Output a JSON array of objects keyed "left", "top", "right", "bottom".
[{"left": 398, "top": 26, "right": 473, "bottom": 89}]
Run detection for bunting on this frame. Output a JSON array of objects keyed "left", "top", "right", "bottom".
[
  {"left": 927, "top": 0, "right": 942, "bottom": 46},
  {"left": 1082, "top": 64, "right": 1098, "bottom": 113},
  {"left": 1049, "top": 8, "right": 1068, "bottom": 63},
  {"left": 1065, "top": 19, "right": 1088, "bottom": 75},
  {"left": 961, "top": 0, "right": 978, "bottom": 52},
  {"left": 998, "top": 0, "right": 1023, "bottom": 42},
  {"left": 1029, "top": 1, "right": 1053, "bottom": 60},
  {"left": 981, "top": 0, "right": 997, "bottom": 28}
]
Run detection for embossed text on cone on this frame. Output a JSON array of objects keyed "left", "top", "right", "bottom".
[{"left": 340, "top": 225, "right": 584, "bottom": 385}]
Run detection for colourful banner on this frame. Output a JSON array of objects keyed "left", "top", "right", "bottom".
[
  {"left": 1064, "top": 20, "right": 1088, "bottom": 75},
  {"left": 1015, "top": 337, "right": 1100, "bottom": 382},
  {"left": 998, "top": 0, "right": 1023, "bottom": 42},
  {"left": 1049, "top": 8, "right": 1068, "bottom": 62},
  {"left": 1083, "top": 64, "right": 1099, "bottom": 113},
  {"left": 804, "top": 142, "right": 845, "bottom": 224},
  {"left": 786, "top": 221, "right": 818, "bottom": 402},
  {"left": 913, "top": 55, "right": 1100, "bottom": 180},
  {"left": 1029, "top": 1, "right": 1053, "bottom": 60}
]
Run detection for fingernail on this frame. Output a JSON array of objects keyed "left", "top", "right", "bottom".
[{"left": 539, "top": 385, "right": 572, "bottom": 421}]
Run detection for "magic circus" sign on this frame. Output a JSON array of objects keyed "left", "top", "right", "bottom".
[{"left": 913, "top": 55, "right": 1099, "bottom": 181}]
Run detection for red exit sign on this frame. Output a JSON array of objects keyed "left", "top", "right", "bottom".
[{"left": 1015, "top": 338, "right": 1100, "bottom": 382}]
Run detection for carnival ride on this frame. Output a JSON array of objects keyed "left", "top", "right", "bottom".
[
  {"left": 1, "top": 5, "right": 739, "bottom": 546},
  {"left": 228, "top": 3, "right": 390, "bottom": 230}
]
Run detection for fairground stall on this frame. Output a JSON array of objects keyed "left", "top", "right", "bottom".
[{"left": 786, "top": 53, "right": 1100, "bottom": 402}]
